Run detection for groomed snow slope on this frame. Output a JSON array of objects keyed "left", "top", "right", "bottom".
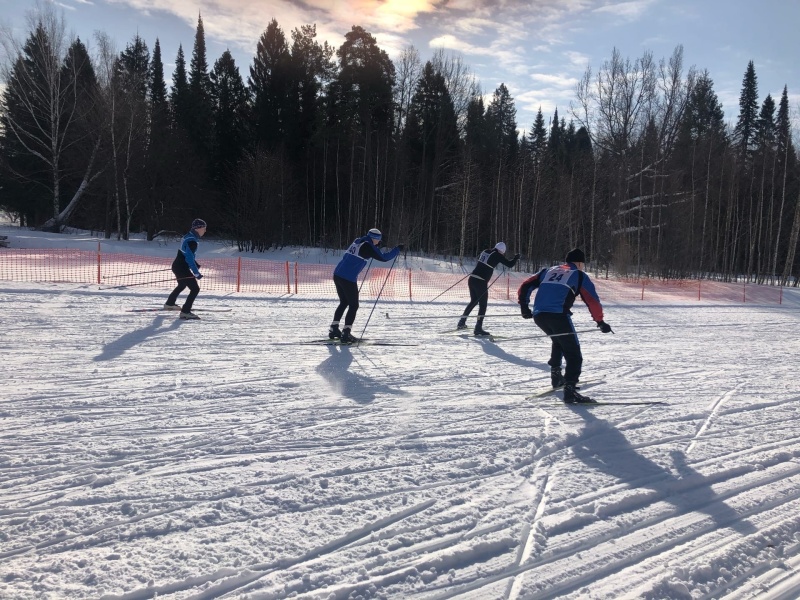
[{"left": 1, "top": 278, "right": 800, "bottom": 600}]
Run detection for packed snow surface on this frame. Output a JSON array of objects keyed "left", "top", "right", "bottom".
[{"left": 2, "top": 227, "right": 800, "bottom": 599}]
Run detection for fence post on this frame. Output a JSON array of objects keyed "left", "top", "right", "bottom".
[
  {"left": 780, "top": 285, "right": 783, "bottom": 305},
  {"left": 236, "top": 256, "right": 241, "bottom": 293},
  {"left": 641, "top": 281, "right": 645, "bottom": 301},
  {"left": 743, "top": 282, "right": 746, "bottom": 303},
  {"left": 408, "top": 269, "right": 412, "bottom": 300},
  {"left": 698, "top": 279, "right": 701, "bottom": 301},
  {"left": 294, "top": 262, "right": 298, "bottom": 294},
  {"left": 506, "top": 274, "right": 510, "bottom": 299},
  {"left": 96, "top": 242, "right": 101, "bottom": 284},
  {"left": 285, "top": 261, "right": 290, "bottom": 294}
]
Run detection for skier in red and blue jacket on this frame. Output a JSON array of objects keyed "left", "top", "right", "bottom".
[
  {"left": 329, "top": 228, "right": 403, "bottom": 343},
  {"left": 517, "top": 248, "right": 613, "bottom": 403}
]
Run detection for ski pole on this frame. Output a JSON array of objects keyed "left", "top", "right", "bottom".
[
  {"left": 384, "top": 312, "right": 523, "bottom": 320},
  {"left": 101, "top": 267, "right": 172, "bottom": 279},
  {"left": 100, "top": 275, "right": 196, "bottom": 290},
  {"left": 492, "top": 328, "right": 599, "bottom": 343},
  {"left": 427, "top": 273, "right": 471, "bottom": 303},
  {"left": 357, "top": 256, "right": 397, "bottom": 346},
  {"left": 358, "top": 259, "right": 374, "bottom": 294}
]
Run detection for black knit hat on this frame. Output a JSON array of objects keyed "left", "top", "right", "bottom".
[
  {"left": 191, "top": 218, "right": 207, "bottom": 230},
  {"left": 565, "top": 248, "right": 586, "bottom": 263}
]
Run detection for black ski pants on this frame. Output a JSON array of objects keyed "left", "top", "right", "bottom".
[
  {"left": 166, "top": 268, "right": 200, "bottom": 312},
  {"left": 533, "top": 312, "right": 583, "bottom": 383},
  {"left": 461, "top": 276, "right": 488, "bottom": 323},
  {"left": 333, "top": 275, "right": 359, "bottom": 328}
]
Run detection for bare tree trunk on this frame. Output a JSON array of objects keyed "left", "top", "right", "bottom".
[
  {"left": 782, "top": 188, "right": 800, "bottom": 285},
  {"left": 773, "top": 132, "right": 791, "bottom": 277}
]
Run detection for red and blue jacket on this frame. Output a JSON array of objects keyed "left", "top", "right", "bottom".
[{"left": 517, "top": 262, "right": 604, "bottom": 321}]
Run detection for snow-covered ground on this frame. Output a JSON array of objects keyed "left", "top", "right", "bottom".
[{"left": 2, "top": 226, "right": 800, "bottom": 599}]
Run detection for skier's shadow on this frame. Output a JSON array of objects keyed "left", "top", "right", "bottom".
[
  {"left": 567, "top": 408, "right": 756, "bottom": 535},
  {"left": 316, "top": 345, "right": 406, "bottom": 404},
  {"left": 474, "top": 337, "right": 549, "bottom": 369},
  {"left": 93, "top": 315, "right": 181, "bottom": 361}
]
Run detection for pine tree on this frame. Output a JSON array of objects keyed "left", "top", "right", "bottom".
[
  {"left": 733, "top": 61, "right": 759, "bottom": 157},
  {"left": 144, "top": 38, "right": 171, "bottom": 238},
  {"left": 209, "top": 49, "right": 250, "bottom": 181},
  {"left": 755, "top": 94, "right": 776, "bottom": 148},
  {"left": 187, "top": 14, "right": 214, "bottom": 157},
  {"left": 149, "top": 39, "right": 169, "bottom": 139},
  {"left": 528, "top": 108, "right": 547, "bottom": 167},
  {"left": 170, "top": 44, "right": 190, "bottom": 131},
  {"left": 249, "top": 19, "right": 291, "bottom": 149}
]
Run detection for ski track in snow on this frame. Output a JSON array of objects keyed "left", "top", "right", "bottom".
[{"left": 1, "top": 283, "right": 800, "bottom": 599}]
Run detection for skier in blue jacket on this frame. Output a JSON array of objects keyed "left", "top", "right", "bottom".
[
  {"left": 329, "top": 228, "right": 403, "bottom": 343},
  {"left": 164, "top": 218, "right": 206, "bottom": 320},
  {"left": 517, "top": 248, "right": 613, "bottom": 403}
]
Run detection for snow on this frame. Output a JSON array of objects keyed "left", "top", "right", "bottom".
[{"left": 2, "top": 225, "right": 800, "bottom": 599}]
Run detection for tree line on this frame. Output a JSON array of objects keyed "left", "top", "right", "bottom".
[{"left": 1, "top": 5, "right": 799, "bottom": 284}]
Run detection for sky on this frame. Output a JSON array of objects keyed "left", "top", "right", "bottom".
[
  {"left": 2, "top": 226, "right": 800, "bottom": 598},
  {"left": 1, "top": 0, "right": 799, "bottom": 134}
]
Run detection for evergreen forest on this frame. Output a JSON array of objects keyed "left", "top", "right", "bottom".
[{"left": 2, "top": 5, "right": 799, "bottom": 283}]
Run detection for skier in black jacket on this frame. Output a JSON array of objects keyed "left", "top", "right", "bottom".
[{"left": 457, "top": 242, "right": 520, "bottom": 336}]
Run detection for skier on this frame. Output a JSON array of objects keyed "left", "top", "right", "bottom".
[
  {"left": 329, "top": 228, "right": 403, "bottom": 343},
  {"left": 164, "top": 218, "right": 207, "bottom": 320},
  {"left": 517, "top": 248, "right": 613, "bottom": 403},
  {"left": 457, "top": 242, "right": 520, "bottom": 336}
]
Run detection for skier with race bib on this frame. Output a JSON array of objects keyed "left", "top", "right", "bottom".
[
  {"left": 517, "top": 248, "right": 613, "bottom": 403},
  {"left": 457, "top": 242, "right": 520, "bottom": 336},
  {"left": 329, "top": 228, "right": 403, "bottom": 343}
]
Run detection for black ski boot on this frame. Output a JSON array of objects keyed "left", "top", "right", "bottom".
[
  {"left": 456, "top": 319, "right": 468, "bottom": 330},
  {"left": 340, "top": 328, "right": 360, "bottom": 344},
  {"left": 551, "top": 368, "right": 566, "bottom": 389},
  {"left": 563, "top": 382, "right": 596, "bottom": 404},
  {"left": 474, "top": 326, "right": 491, "bottom": 336},
  {"left": 329, "top": 324, "right": 342, "bottom": 339}
]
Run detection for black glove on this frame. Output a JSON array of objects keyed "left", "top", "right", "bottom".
[
  {"left": 514, "top": 253, "right": 521, "bottom": 260},
  {"left": 195, "top": 273, "right": 203, "bottom": 280},
  {"left": 396, "top": 244, "right": 405, "bottom": 251},
  {"left": 521, "top": 306, "right": 533, "bottom": 319},
  {"left": 597, "top": 320, "right": 613, "bottom": 333}
]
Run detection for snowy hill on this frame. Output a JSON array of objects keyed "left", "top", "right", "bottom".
[{"left": 2, "top": 225, "right": 800, "bottom": 599}]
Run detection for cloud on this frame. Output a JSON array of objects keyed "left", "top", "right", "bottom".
[
  {"left": 530, "top": 73, "right": 579, "bottom": 88},
  {"left": 592, "top": 0, "right": 655, "bottom": 21},
  {"left": 564, "top": 50, "right": 590, "bottom": 68}
]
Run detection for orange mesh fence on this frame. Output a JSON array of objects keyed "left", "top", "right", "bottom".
[{"left": 0, "top": 248, "right": 789, "bottom": 304}]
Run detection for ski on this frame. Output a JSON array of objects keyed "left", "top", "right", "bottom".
[
  {"left": 440, "top": 330, "right": 506, "bottom": 341},
  {"left": 556, "top": 400, "right": 667, "bottom": 407},
  {"left": 128, "top": 307, "right": 232, "bottom": 313},
  {"left": 293, "top": 339, "right": 418, "bottom": 347},
  {"left": 526, "top": 379, "right": 606, "bottom": 399}
]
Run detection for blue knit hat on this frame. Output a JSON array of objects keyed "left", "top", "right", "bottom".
[
  {"left": 367, "top": 228, "right": 382, "bottom": 241},
  {"left": 191, "top": 218, "right": 207, "bottom": 230}
]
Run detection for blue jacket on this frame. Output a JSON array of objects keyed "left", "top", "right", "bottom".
[
  {"left": 174, "top": 230, "right": 202, "bottom": 277},
  {"left": 517, "top": 262, "right": 604, "bottom": 321},
  {"left": 333, "top": 236, "right": 400, "bottom": 282}
]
